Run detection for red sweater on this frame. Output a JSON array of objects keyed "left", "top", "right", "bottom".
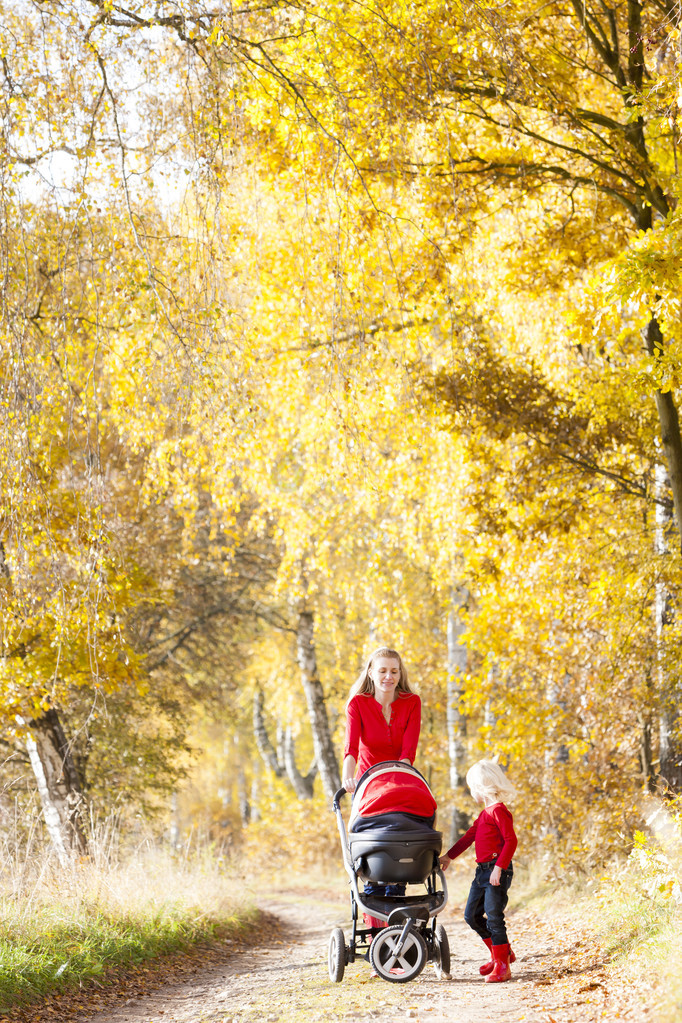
[
  {"left": 445, "top": 803, "right": 517, "bottom": 870},
  {"left": 343, "top": 692, "right": 421, "bottom": 778}
]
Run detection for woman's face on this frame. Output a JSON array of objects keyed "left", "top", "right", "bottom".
[{"left": 370, "top": 656, "right": 401, "bottom": 697}]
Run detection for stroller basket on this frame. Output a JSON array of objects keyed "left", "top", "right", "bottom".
[{"left": 349, "top": 827, "right": 442, "bottom": 883}]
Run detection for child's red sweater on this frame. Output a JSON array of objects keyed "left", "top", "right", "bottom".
[{"left": 445, "top": 802, "right": 517, "bottom": 870}]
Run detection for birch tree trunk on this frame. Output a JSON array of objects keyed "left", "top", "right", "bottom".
[
  {"left": 253, "top": 688, "right": 285, "bottom": 778},
  {"left": 654, "top": 463, "right": 682, "bottom": 790},
  {"left": 639, "top": 682, "right": 657, "bottom": 794},
  {"left": 296, "top": 609, "right": 342, "bottom": 800},
  {"left": 169, "top": 793, "right": 181, "bottom": 850},
  {"left": 250, "top": 760, "right": 261, "bottom": 824},
  {"left": 237, "top": 766, "right": 251, "bottom": 824},
  {"left": 253, "top": 686, "right": 319, "bottom": 798},
  {"left": 647, "top": 319, "right": 682, "bottom": 552},
  {"left": 283, "top": 726, "right": 317, "bottom": 799},
  {"left": 24, "top": 707, "right": 87, "bottom": 861},
  {"left": 484, "top": 664, "right": 498, "bottom": 733},
  {"left": 446, "top": 588, "right": 469, "bottom": 843}
]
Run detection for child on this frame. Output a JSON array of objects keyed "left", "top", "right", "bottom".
[{"left": 439, "top": 759, "right": 517, "bottom": 983}]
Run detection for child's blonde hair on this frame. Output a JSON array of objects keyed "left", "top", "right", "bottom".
[{"left": 466, "top": 759, "right": 516, "bottom": 804}]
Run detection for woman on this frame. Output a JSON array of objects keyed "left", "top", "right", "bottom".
[
  {"left": 342, "top": 646, "right": 422, "bottom": 921},
  {"left": 342, "top": 646, "right": 421, "bottom": 792}
]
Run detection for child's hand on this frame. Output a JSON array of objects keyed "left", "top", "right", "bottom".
[
  {"left": 489, "top": 864, "right": 502, "bottom": 886},
  {"left": 439, "top": 855, "right": 451, "bottom": 871}
]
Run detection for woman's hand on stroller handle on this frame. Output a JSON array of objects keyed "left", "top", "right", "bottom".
[{"left": 342, "top": 754, "right": 357, "bottom": 792}]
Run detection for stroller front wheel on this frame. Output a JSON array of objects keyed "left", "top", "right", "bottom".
[
  {"left": 328, "top": 926, "right": 346, "bottom": 982},
  {"left": 369, "top": 924, "right": 427, "bottom": 983}
]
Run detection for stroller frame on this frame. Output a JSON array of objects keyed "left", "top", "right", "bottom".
[{"left": 329, "top": 761, "right": 450, "bottom": 984}]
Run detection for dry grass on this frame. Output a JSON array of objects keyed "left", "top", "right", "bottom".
[
  {"left": 509, "top": 804, "right": 682, "bottom": 1023},
  {"left": 0, "top": 820, "right": 257, "bottom": 1011}
]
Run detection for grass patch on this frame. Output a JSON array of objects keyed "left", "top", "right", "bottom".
[
  {"left": 509, "top": 821, "right": 682, "bottom": 1023},
  {"left": 0, "top": 846, "right": 258, "bottom": 1012},
  {"left": 595, "top": 861, "right": 682, "bottom": 1023}
]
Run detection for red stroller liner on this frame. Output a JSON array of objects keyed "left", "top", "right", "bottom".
[{"left": 350, "top": 762, "right": 437, "bottom": 827}]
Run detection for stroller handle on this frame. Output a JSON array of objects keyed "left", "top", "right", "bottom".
[{"left": 332, "top": 787, "right": 347, "bottom": 810}]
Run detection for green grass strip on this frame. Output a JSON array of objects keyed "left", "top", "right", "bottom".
[{"left": 0, "top": 905, "right": 259, "bottom": 1011}]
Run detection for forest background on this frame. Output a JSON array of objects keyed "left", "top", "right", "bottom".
[{"left": 2, "top": 0, "right": 682, "bottom": 931}]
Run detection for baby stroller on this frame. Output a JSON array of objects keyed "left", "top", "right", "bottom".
[{"left": 329, "top": 760, "right": 449, "bottom": 984}]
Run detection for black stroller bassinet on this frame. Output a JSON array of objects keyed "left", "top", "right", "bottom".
[{"left": 329, "top": 761, "right": 450, "bottom": 984}]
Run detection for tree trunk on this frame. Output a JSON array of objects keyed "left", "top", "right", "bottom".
[
  {"left": 644, "top": 317, "right": 682, "bottom": 790},
  {"left": 250, "top": 760, "right": 261, "bottom": 824},
  {"left": 283, "top": 726, "right": 317, "bottom": 799},
  {"left": 646, "top": 317, "right": 682, "bottom": 554},
  {"left": 296, "top": 609, "right": 342, "bottom": 801},
  {"left": 169, "top": 792, "right": 180, "bottom": 849},
  {"left": 253, "top": 687, "right": 285, "bottom": 778},
  {"left": 654, "top": 462, "right": 682, "bottom": 790},
  {"left": 253, "top": 686, "right": 319, "bottom": 798},
  {"left": 484, "top": 664, "right": 498, "bottom": 732},
  {"left": 639, "top": 696, "right": 657, "bottom": 794},
  {"left": 0, "top": 540, "right": 10, "bottom": 583},
  {"left": 24, "top": 707, "right": 87, "bottom": 860},
  {"left": 237, "top": 766, "right": 251, "bottom": 824},
  {"left": 446, "top": 588, "right": 469, "bottom": 844}
]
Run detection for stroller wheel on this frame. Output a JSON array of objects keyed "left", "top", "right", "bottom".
[
  {"left": 433, "top": 923, "right": 451, "bottom": 978},
  {"left": 369, "top": 924, "right": 427, "bottom": 983},
  {"left": 328, "top": 926, "right": 346, "bottom": 982}
]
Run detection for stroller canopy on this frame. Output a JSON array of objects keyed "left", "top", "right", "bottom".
[{"left": 350, "top": 761, "right": 437, "bottom": 829}]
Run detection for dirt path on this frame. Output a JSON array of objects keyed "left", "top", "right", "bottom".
[{"left": 73, "top": 889, "right": 567, "bottom": 1023}]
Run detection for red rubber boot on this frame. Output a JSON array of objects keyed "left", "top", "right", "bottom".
[
  {"left": 479, "top": 938, "right": 494, "bottom": 975},
  {"left": 485, "top": 943, "right": 512, "bottom": 983},
  {"left": 362, "top": 912, "right": 384, "bottom": 930},
  {"left": 480, "top": 938, "right": 516, "bottom": 976}
]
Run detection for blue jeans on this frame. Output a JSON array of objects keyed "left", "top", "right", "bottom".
[
  {"left": 463, "top": 860, "right": 513, "bottom": 946},
  {"left": 363, "top": 882, "right": 406, "bottom": 898}
]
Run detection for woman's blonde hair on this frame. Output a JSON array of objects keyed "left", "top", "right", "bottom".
[
  {"left": 347, "top": 647, "right": 412, "bottom": 703},
  {"left": 466, "top": 759, "right": 516, "bottom": 804}
]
